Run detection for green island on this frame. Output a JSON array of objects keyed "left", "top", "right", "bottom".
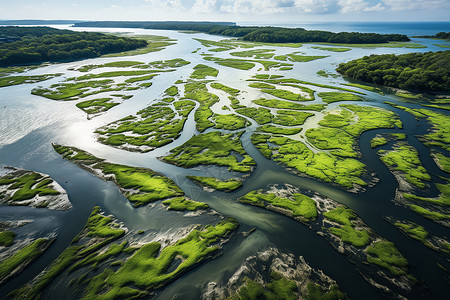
[
  {"left": 203, "top": 56, "right": 293, "bottom": 71},
  {"left": 343, "top": 83, "right": 384, "bottom": 94},
  {"left": 190, "top": 64, "right": 219, "bottom": 79},
  {"left": 237, "top": 187, "right": 412, "bottom": 283},
  {"left": 101, "top": 34, "right": 176, "bottom": 57},
  {"left": 252, "top": 134, "right": 367, "bottom": 189},
  {"left": 273, "top": 53, "right": 328, "bottom": 62},
  {"left": 96, "top": 100, "right": 195, "bottom": 152},
  {"left": 317, "top": 69, "right": 339, "bottom": 78},
  {"left": 432, "top": 151, "right": 450, "bottom": 173},
  {"left": 0, "top": 74, "right": 61, "bottom": 88},
  {"left": 306, "top": 105, "right": 402, "bottom": 158},
  {"left": 162, "top": 197, "right": 209, "bottom": 211},
  {"left": 0, "top": 27, "right": 148, "bottom": 67},
  {"left": 323, "top": 206, "right": 371, "bottom": 247},
  {"left": 0, "top": 238, "right": 54, "bottom": 285},
  {"left": 257, "top": 124, "right": 302, "bottom": 135},
  {"left": 371, "top": 133, "right": 406, "bottom": 148},
  {"left": 337, "top": 50, "right": 450, "bottom": 92},
  {"left": 394, "top": 220, "right": 450, "bottom": 253},
  {"left": 378, "top": 142, "right": 431, "bottom": 189},
  {"left": 230, "top": 49, "right": 275, "bottom": 59},
  {"left": 182, "top": 81, "right": 219, "bottom": 132},
  {"left": 0, "top": 230, "right": 15, "bottom": 247},
  {"left": 239, "top": 190, "right": 317, "bottom": 222},
  {"left": 311, "top": 46, "right": 351, "bottom": 52},
  {"left": 52, "top": 144, "right": 196, "bottom": 207},
  {"left": 365, "top": 241, "right": 408, "bottom": 276},
  {"left": 318, "top": 92, "right": 363, "bottom": 104},
  {"left": 162, "top": 131, "right": 255, "bottom": 173},
  {"left": 76, "top": 97, "right": 121, "bottom": 115},
  {"left": 210, "top": 82, "right": 240, "bottom": 96},
  {"left": 212, "top": 113, "right": 249, "bottom": 130},
  {"left": 235, "top": 107, "right": 274, "bottom": 124},
  {"left": 74, "top": 21, "right": 410, "bottom": 44},
  {"left": 0, "top": 169, "right": 65, "bottom": 209},
  {"left": 82, "top": 217, "right": 238, "bottom": 299},
  {"left": 187, "top": 176, "right": 242, "bottom": 192},
  {"left": 253, "top": 98, "right": 324, "bottom": 111}
]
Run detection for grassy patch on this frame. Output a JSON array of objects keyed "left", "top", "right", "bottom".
[
  {"left": 0, "top": 170, "right": 60, "bottom": 204},
  {"left": 102, "top": 34, "right": 176, "bottom": 57},
  {"left": 82, "top": 218, "right": 238, "bottom": 299},
  {"left": 371, "top": 137, "right": 388, "bottom": 148},
  {"left": 53, "top": 145, "right": 184, "bottom": 206},
  {"left": 343, "top": 83, "right": 383, "bottom": 94},
  {"left": 236, "top": 107, "right": 274, "bottom": 125},
  {"left": 230, "top": 49, "right": 275, "bottom": 59},
  {"left": 162, "top": 197, "right": 209, "bottom": 210},
  {"left": 251, "top": 134, "right": 367, "bottom": 188},
  {"left": 274, "top": 53, "right": 328, "bottom": 62},
  {"left": 311, "top": 46, "right": 351, "bottom": 52},
  {"left": 96, "top": 100, "right": 195, "bottom": 152},
  {"left": 187, "top": 176, "right": 242, "bottom": 192},
  {"left": 408, "top": 204, "right": 450, "bottom": 221},
  {"left": 163, "top": 131, "right": 255, "bottom": 173},
  {"left": 257, "top": 125, "right": 302, "bottom": 135},
  {"left": 365, "top": 241, "right": 408, "bottom": 275},
  {"left": 77, "top": 61, "right": 144, "bottom": 72},
  {"left": 0, "top": 230, "right": 15, "bottom": 247},
  {"left": 190, "top": 64, "right": 219, "bottom": 79},
  {"left": 213, "top": 113, "right": 249, "bottom": 130},
  {"left": 307, "top": 282, "right": 346, "bottom": 300},
  {"left": 318, "top": 92, "right": 363, "bottom": 104},
  {"left": 395, "top": 221, "right": 428, "bottom": 242},
  {"left": 203, "top": 57, "right": 255, "bottom": 70},
  {"left": 210, "top": 83, "right": 240, "bottom": 96},
  {"left": 0, "top": 74, "right": 60, "bottom": 88},
  {"left": 432, "top": 152, "right": 450, "bottom": 173},
  {"left": 274, "top": 110, "right": 315, "bottom": 126},
  {"left": 253, "top": 98, "right": 324, "bottom": 111},
  {"left": 239, "top": 190, "right": 317, "bottom": 222},
  {"left": 324, "top": 207, "right": 371, "bottom": 247},
  {"left": 9, "top": 206, "right": 125, "bottom": 299},
  {"left": 378, "top": 143, "right": 431, "bottom": 188},
  {"left": 76, "top": 98, "right": 119, "bottom": 114},
  {"left": 0, "top": 238, "right": 53, "bottom": 284}
]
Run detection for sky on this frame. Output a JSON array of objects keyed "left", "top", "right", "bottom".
[{"left": 1, "top": 0, "right": 449, "bottom": 23}]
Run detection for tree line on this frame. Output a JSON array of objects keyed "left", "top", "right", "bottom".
[
  {"left": 73, "top": 21, "right": 410, "bottom": 44},
  {"left": 336, "top": 51, "right": 450, "bottom": 92},
  {"left": 0, "top": 26, "right": 147, "bottom": 67},
  {"left": 414, "top": 32, "right": 450, "bottom": 39}
]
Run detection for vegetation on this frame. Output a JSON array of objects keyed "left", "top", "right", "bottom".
[
  {"left": 318, "top": 92, "right": 363, "bottom": 104},
  {"left": 365, "top": 241, "right": 408, "bottom": 275},
  {"left": 240, "top": 190, "right": 317, "bottom": 222},
  {"left": 253, "top": 98, "right": 324, "bottom": 111},
  {"left": 9, "top": 206, "right": 125, "bottom": 299},
  {"left": 74, "top": 21, "right": 410, "bottom": 44},
  {"left": 162, "top": 131, "right": 255, "bottom": 173},
  {"left": 274, "top": 53, "right": 327, "bottom": 62},
  {"left": 161, "top": 197, "right": 209, "bottom": 211},
  {"left": 251, "top": 134, "right": 367, "bottom": 189},
  {"left": 324, "top": 207, "right": 371, "bottom": 247},
  {"left": 230, "top": 49, "right": 275, "bottom": 59},
  {"left": 210, "top": 82, "right": 240, "bottom": 96},
  {"left": 96, "top": 100, "right": 195, "bottom": 152},
  {"left": 235, "top": 107, "right": 273, "bottom": 124},
  {"left": 414, "top": 32, "right": 450, "bottom": 39},
  {"left": 371, "top": 137, "right": 388, "bottom": 148},
  {"left": 337, "top": 51, "right": 450, "bottom": 92},
  {"left": 101, "top": 35, "right": 175, "bottom": 57},
  {"left": 432, "top": 152, "right": 450, "bottom": 173},
  {"left": 187, "top": 176, "right": 242, "bottom": 192},
  {"left": 343, "top": 83, "right": 383, "bottom": 94},
  {"left": 0, "top": 170, "right": 60, "bottom": 205},
  {"left": 403, "top": 182, "right": 450, "bottom": 207},
  {"left": 257, "top": 125, "right": 302, "bottom": 135},
  {"left": 82, "top": 217, "right": 238, "bottom": 299},
  {"left": 0, "top": 238, "right": 53, "bottom": 284},
  {"left": 273, "top": 110, "right": 315, "bottom": 126},
  {"left": 395, "top": 220, "right": 449, "bottom": 253},
  {"left": 306, "top": 282, "right": 346, "bottom": 300},
  {"left": 0, "top": 26, "right": 148, "bottom": 67},
  {"left": 213, "top": 113, "right": 249, "bottom": 130},
  {"left": 0, "top": 74, "right": 60, "bottom": 88},
  {"left": 53, "top": 145, "right": 185, "bottom": 206},
  {"left": 306, "top": 105, "right": 402, "bottom": 158},
  {"left": 0, "top": 230, "right": 15, "bottom": 247},
  {"left": 190, "top": 64, "right": 218, "bottom": 79},
  {"left": 203, "top": 57, "right": 255, "bottom": 70},
  {"left": 378, "top": 143, "right": 431, "bottom": 188},
  {"left": 311, "top": 46, "right": 351, "bottom": 52},
  {"left": 76, "top": 97, "right": 120, "bottom": 115}
]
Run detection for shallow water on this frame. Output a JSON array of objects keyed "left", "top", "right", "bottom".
[{"left": 0, "top": 25, "right": 449, "bottom": 299}]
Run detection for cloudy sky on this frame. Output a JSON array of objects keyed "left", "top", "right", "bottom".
[{"left": 2, "top": 0, "right": 449, "bottom": 22}]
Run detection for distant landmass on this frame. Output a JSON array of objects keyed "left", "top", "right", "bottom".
[
  {"left": 0, "top": 20, "right": 82, "bottom": 25},
  {"left": 73, "top": 21, "right": 410, "bottom": 44}
]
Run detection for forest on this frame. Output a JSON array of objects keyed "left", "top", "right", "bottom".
[
  {"left": 73, "top": 21, "right": 410, "bottom": 44},
  {"left": 336, "top": 50, "right": 450, "bottom": 92},
  {"left": 0, "top": 27, "right": 148, "bottom": 67},
  {"left": 414, "top": 32, "right": 450, "bottom": 39}
]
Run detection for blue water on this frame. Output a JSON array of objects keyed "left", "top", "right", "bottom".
[{"left": 239, "top": 21, "right": 450, "bottom": 36}]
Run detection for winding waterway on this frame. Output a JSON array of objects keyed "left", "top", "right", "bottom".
[{"left": 0, "top": 25, "right": 449, "bottom": 299}]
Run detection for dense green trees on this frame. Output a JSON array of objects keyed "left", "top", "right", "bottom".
[
  {"left": 415, "top": 32, "right": 450, "bottom": 39},
  {"left": 74, "top": 21, "right": 409, "bottom": 44},
  {"left": 0, "top": 27, "right": 147, "bottom": 67},
  {"left": 336, "top": 51, "right": 450, "bottom": 92}
]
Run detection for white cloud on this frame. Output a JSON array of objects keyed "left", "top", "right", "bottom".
[
  {"left": 381, "top": 0, "right": 450, "bottom": 11},
  {"left": 338, "top": 0, "right": 385, "bottom": 13}
]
